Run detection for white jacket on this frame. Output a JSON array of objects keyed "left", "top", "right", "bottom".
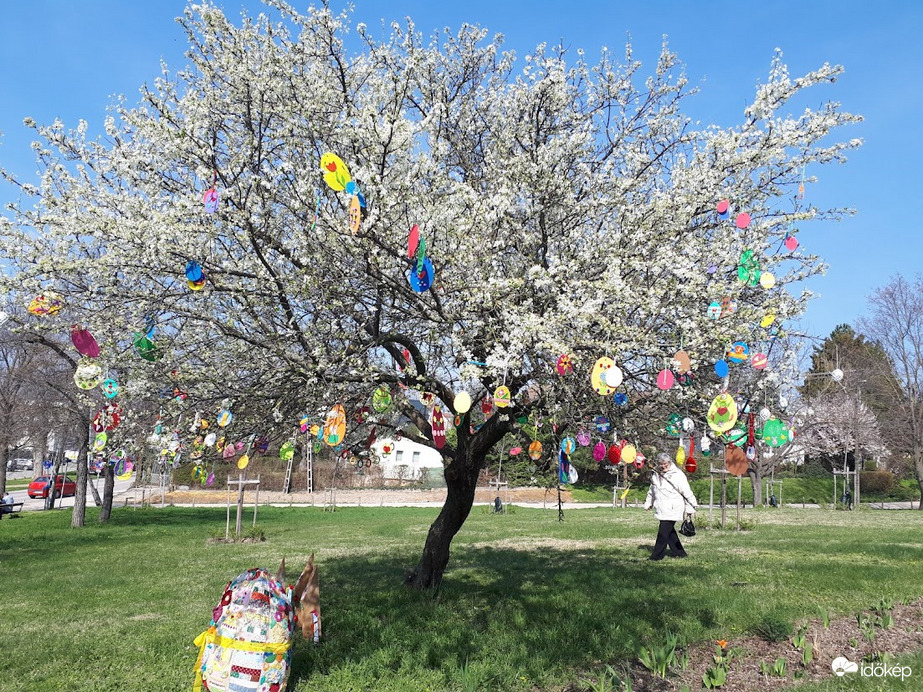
[{"left": 644, "top": 465, "right": 698, "bottom": 521}]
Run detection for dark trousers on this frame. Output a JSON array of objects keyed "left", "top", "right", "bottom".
[{"left": 650, "top": 520, "right": 687, "bottom": 560}]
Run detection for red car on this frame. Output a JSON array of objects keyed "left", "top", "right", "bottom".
[{"left": 27, "top": 475, "right": 77, "bottom": 499}]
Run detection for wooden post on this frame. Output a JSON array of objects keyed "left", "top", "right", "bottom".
[
  {"left": 736, "top": 476, "right": 742, "bottom": 530},
  {"left": 225, "top": 482, "right": 231, "bottom": 540},
  {"left": 709, "top": 466, "right": 715, "bottom": 525},
  {"left": 721, "top": 474, "right": 727, "bottom": 528},
  {"left": 235, "top": 473, "right": 244, "bottom": 537},
  {"left": 253, "top": 474, "right": 260, "bottom": 528}
]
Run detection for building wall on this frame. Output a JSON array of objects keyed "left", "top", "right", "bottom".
[{"left": 372, "top": 437, "right": 444, "bottom": 485}]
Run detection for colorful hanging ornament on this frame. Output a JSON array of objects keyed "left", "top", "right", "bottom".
[
  {"left": 592, "top": 441, "right": 606, "bottom": 462},
  {"left": 751, "top": 352, "right": 768, "bottom": 370},
  {"left": 726, "top": 341, "right": 749, "bottom": 364},
  {"left": 555, "top": 354, "right": 573, "bottom": 376},
  {"left": 735, "top": 212, "right": 751, "bottom": 229},
  {"left": 322, "top": 404, "right": 347, "bottom": 446},
  {"left": 737, "top": 249, "right": 760, "bottom": 286},
  {"left": 493, "top": 386, "right": 511, "bottom": 408},
  {"left": 707, "top": 392, "right": 738, "bottom": 433},
  {"left": 620, "top": 444, "right": 637, "bottom": 465},
  {"left": 656, "top": 369, "right": 675, "bottom": 390},
  {"left": 320, "top": 152, "right": 351, "bottom": 191},
  {"left": 594, "top": 415, "right": 611, "bottom": 434},
  {"left": 70, "top": 325, "right": 100, "bottom": 358},
  {"left": 101, "top": 378, "right": 119, "bottom": 399},
  {"left": 602, "top": 365, "right": 623, "bottom": 388},
  {"left": 607, "top": 444, "right": 621, "bottom": 464},
  {"left": 560, "top": 437, "right": 577, "bottom": 455},
  {"left": 576, "top": 428, "right": 591, "bottom": 446},
  {"left": 716, "top": 199, "right": 730, "bottom": 219},
  {"left": 528, "top": 440, "right": 543, "bottom": 460},
  {"left": 454, "top": 391, "right": 472, "bottom": 414},
  {"left": 590, "top": 357, "right": 617, "bottom": 395},
  {"left": 74, "top": 358, "right": 103, "bottom": 390},
  {"left": 372, "top": 386, "right": 392, "bottom": 413},
  {"left": 28, "top": 292, "right": 64, "bottom": 316},
  {"left": 431, "top": 405, "right": 446, "bottom": 449},
  {"left": 202, "top": 187, "right": 219, "bottom": 214},
  {"left": 672, "top": 350, "right": 691, "bottom": 373}
]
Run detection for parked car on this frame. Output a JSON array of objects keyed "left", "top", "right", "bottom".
[
  {"left": 6, "top": 459, "right": 34, "bottom": 471},
  {"left": 27, "top": 475, "right": 77, "bottom": 499}
]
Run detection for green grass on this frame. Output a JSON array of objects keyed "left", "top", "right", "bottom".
[{"left": 2, "top": 505, "right": 923, "bottom": 690}]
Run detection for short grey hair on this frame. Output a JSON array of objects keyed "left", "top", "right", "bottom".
[{"left": 656, "top": 452, "right": 672, "bottom": 466}]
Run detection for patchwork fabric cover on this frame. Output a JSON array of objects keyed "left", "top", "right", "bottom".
[{"left": 193, "top": 568, "right": 295, "bottom": 692}]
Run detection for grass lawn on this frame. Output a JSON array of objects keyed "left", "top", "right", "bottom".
[{"left": 2, "top": 504, "right": 923, "bottom": 691}]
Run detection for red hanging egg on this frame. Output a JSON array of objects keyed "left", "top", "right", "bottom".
[
  {"left": 685, "top": 458, "right": 697, "bottom": 473},
  {"left": 607, "top": 444, "right": 621, "bottom": 464}
]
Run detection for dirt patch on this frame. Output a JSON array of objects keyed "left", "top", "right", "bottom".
[
  {"left": 146, "top": 485, "right": 570, "bottom": 507},
  {"left": 619, "top": 600, "right": 923, "bottom": 691}
]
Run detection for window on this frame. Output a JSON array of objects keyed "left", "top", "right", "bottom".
[
  {"left": 395, "top": 450, "right": 404, "bottom": 463},
  {"left": 412, "top": 451, "right": 420, "bottom": 465}
]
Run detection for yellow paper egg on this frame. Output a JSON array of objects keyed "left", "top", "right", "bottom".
[
  {"left": 707, "top": 393, "right": 738, "bottom": 433},
  {"left": 590, "top": 357, "right": 616, "bottom": 395},
  {"left": 237, "top": 454, "right": 250, "bottom": 470},
  {"left": 494, "top": 386, "right": 511, "bottom": 408},
  {"left": 621, "top": 444, "right": 637, "bottom": 464},
  {"left": 320, "top": 152, "right": 351, "bottom": 191},
  {"left": 454, "top": 391, "right": 472, "bottom": 413}
]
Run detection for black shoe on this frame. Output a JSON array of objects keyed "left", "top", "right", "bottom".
[
  {"left": 669, "top": 552, "right": 688, "bottom": 558},
  {"left": 648, "top": 555, "right": 664, "bottom": 561}
]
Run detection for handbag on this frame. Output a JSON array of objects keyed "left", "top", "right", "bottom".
[{"left": 679, "top": 513, "right": 696, "bottom": 537}]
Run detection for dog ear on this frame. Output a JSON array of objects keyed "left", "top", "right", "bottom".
[
  {"left": 292, "top": 553, "right": 316, "bottom": 604},
  {"left": 276, "top": 557, "right": 286, "bottom": 585}
]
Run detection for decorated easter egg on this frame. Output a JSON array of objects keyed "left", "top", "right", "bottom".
[
  {"left": 217, "top": 409, "right": 233, "bottom": 428},
  {"left": 665, "top": 413, "right": 682, "bottom": 438},
  {"left": 431, "top": 406, "right": 446, "bottom": 449},
  {"left": 594, "top": 415, "right": 611, "bottom": 433},
  {"left": 707, "top": 301, "right": 722, "bottom": 320},
  {"left": 279, "top": 440, "right": 295, "bottom": 461},
  {"left": 707, "top": 392, "right": 738, "bottom": 433},
  {"left": 593, "top": 442, "right": 607, "bottom": 462},
  {"left": 454, "top": 391, "right": 472, "bottom": 414},
  {"left": 759, "top": 271, "right": 776, "bottom": 289},
  {"left": 724, "top": 444, "right": 748, "bottom": 476},
  {"left": 93, "top": 432, "right": 107, "bottom": 452},
  {"left": 677, "top": 371, "right": 694, "bottom": 387},
  {"left": 71, "top": 326, "right": 100, "bottom": 358},
  {"left": 621, "top": 444, "right": 637, "bottom": 464},
  {"left": 785, "top": 235, "right": 799, "bottom": 251},
  {"left": 74, "top": 359, "right": 103, "bottom": 390},
  {"left": 320, "top": 152, "right": 351, "bottom": 191},
  {"left": 576, "top": 428, "right": 591, "bottom": 446},
  {"left": 27, "top": 292, "right": 64, "bottom": 316},
  {"left": 761, "top": 418, "right": 791, "bottom": 447},
  {"left": 716, "top": 199, "right": 730, "bottom": 218},
  {"left": 672, "top": 350, "right": 691, "bottom": 373},
  {"left": 635, "top": 451, "right": 647, "bottom": 469},
  {"left": 202, "top": 188, "right": 219, "bottom": 213},
  {"left": 751, "top": 352, "right": 768, "bottom": 370},
  {"left": 323, "top": 404, "right": 347, "bottom": 446},
  {"left": 614, "top": 392, "right": 628, "bottom": 406},
  {"left": 204, "top": 432, "right": 217, "bottom": 447},
  {"left": 372, "top": 386, "right": 392, "bottom": 413},
  {"left": 101, "top": 378, "right": 119, "bottom": 399},
  {"left": 726, "top": 341, "right": 749, "bottom": 363},
  {"left": 348, "top": 194, "right": 362, "bottom": 234},
  {"left": 133, "top": 333, "right": 161, "bottom": 362},
  {"left": 494, "top": 386, "right": 511, "bottom": 408},
  {"left": 607, "top": 444, "right": 621, "bottom": 464},
  {"left": 685, "top": 458, "right": 697, "bottom": 473},
  {"left": 528, "top": 440, "right": 543, "bottom": 460},
  {"left": 185, "top": 260, "right": 204, "bottom": 282},
  {"left": 714, "top": 359, "right": 729, "bottom": 378},
  {"left": 656, "top": 369, "right": 675, "bottom": 390},
  {"left": 408, "top": 257, "right": 435, "bottom": 292},
  {"left": 237, "top": 453, "right": 250, "bottom": 470},
  {"left": 561, "top": 437, "right": 576, "bottom": 455},
  {"left": 675, "top": 445, "right": 685, "bottom": 465},
  {"left": 760, "top": 312, "right": 776, "bottom": 328},
  {"left": 590, "top": 357, "right": 617, "bottom": 395},
  {"left": 735, "top": 212, "right": 751, "bottom": 229},
  {"left": 556, "top": 354, "right": 573, "bottom": 376}
]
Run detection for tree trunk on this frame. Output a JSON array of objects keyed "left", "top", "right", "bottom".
[
  {"left": 748, "top": 467, "right": 763, "bottom": 506},
  {"left": 405, "top": 456, "right": 480, "bottom": 589},
  {"left": 71, "top": 428, "right": 90, "bottom": 527},
  {"left": 99, "top": 464, "right": 115, "bottom": 522}
]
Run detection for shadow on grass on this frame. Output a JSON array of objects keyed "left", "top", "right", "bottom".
[{"left": 287, "top": 544, "right": 710, "bottom": 687}]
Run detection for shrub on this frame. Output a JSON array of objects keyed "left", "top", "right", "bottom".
[
  {"left": 753, "top": 615, "right": 793, "bottom": 643},
  {"left": 860, "top": 471, "right": 895, "bottom": 495}
]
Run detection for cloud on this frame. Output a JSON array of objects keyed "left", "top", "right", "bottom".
[{"left": 831, "top": 657, "right": 859, "bottom": 676}]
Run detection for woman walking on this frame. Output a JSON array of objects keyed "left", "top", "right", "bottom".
[{"left": 644, "top": 452, "right": 698, "bottom": 560}]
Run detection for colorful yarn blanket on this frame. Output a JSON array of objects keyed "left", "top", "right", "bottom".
[{"left": 193, "top": 568, "right": 295, "bottom": 692}]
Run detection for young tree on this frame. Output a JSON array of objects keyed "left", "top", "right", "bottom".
[
  {"left": 858, "top": 275, "right": 923, "bottom": 507},
  {"left": 0, "top": 2, "right": 860, "bottom": 587}
]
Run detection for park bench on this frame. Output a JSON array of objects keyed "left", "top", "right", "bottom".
[{"left": 0, "top": 501, "right": 24, "bottom": 519}]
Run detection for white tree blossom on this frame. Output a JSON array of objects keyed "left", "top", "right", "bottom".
[{"left": 0, "top": 2, "right": 861, "bottom": 586}]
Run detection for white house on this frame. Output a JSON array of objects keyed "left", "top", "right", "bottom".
[{"left": 372, "top": 437, "right": 444, "bottom": 486}]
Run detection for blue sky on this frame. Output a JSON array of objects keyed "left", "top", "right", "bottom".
[{"left": 1, "top": 1, "right": 920, "bottom": 344}]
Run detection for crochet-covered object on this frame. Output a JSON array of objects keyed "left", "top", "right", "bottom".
[{"left": 193, "top": 568, "right": 294, "bottom": 692}]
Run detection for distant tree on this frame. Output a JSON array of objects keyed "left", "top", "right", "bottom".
[{"left": 858, "top": 275, "right": 923, "bottom": 507}]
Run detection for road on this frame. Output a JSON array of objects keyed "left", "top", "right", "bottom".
[{"left": 5, "top": 470, "right": 137, "bottom": 512}]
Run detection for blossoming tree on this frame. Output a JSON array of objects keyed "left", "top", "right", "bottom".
[{"left": 0, "top": 2, "right": 860, "bottom": 587}]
